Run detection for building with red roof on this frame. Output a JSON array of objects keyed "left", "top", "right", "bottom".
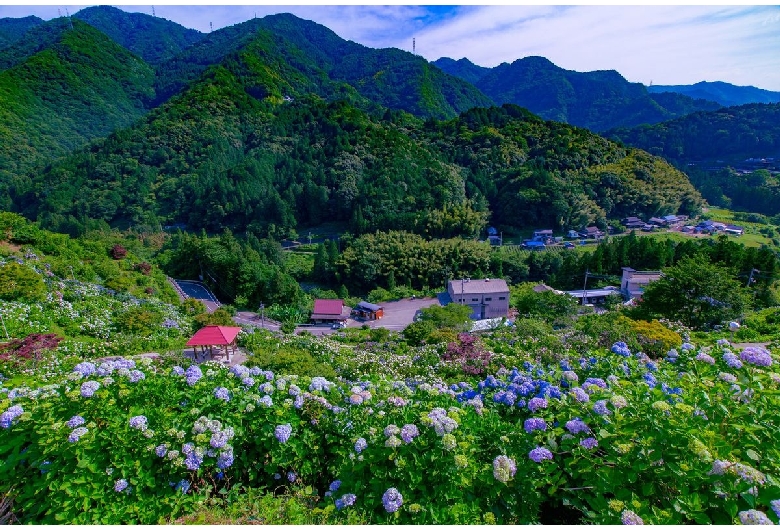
[
  {"left": 310, "top": 299, "right": 351, "bottom": 324},
  {"left": 186, "top": 325, "right": 242, "bottom": 363}
]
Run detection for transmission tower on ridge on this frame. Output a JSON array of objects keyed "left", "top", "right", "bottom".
[{"left": 413, "top": 38, "right": 416, "bottom": 55}]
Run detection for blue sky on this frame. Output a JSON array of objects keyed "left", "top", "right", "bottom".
[{"left": 3, "top": 3, "right": 780, "bottom": 91}]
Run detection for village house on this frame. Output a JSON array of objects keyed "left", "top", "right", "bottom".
[
  {"left": 353, "top": 301, "right": 384, "bottom": 320},
  {"left": 620, "top": 267, "right": 662, "bottom": 300},
  {"left": 532, "top": 229, "right": 554, "bottom": 242},
  {"left": 622, "top": 216, "right": 645, "bottom": 229},
  {"left": 447, "top": 278, "right": 510, "bottom": 320},
  {"left": 579, "top": 226, "right": 604, "bottom": 239},
  {"left": 566, "top": 286, "right": 621, "bottom": 305},
  {"left": 724, "top": 224, "right": 744, "bottom": 236},
  {"left": 310, "top": 299, "right": 351, "bottom": 325}
]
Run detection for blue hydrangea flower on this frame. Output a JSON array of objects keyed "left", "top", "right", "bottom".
[
  {"left": 73, "top": 362, "right": 97, "bottom": 377},
  {"left": 681, "top": 342, "right": 695, "bottom": 351},
  {"left": 155, "top": 444, "right": 168, "bottom": 457},
  {"left": 382, "top": 487, "right": 403, "bottom": 513},
  {"left": 275, "top": 424, "right": 292, "bottom": 443},
  {"left": 128, "top": 370, "right": 145, "bottom": 383},
  {"left": 184, "top": 451, "right": 203, "bottom": 470},
  {"left": 66, "top": 415, "right": 85, "bottom": 429},
  {"left": 400, "top": 424, "right": 419, "bottom": 444},
  {"left": 523, "top": 417, "right": 547, "bottom": 433},
  {"left": 565, "top": 418, "right": 590, "bottom": 434},
  {"left": 68, "top": 426, "right": 88, "bottom": 443},
  {"left": 80, "top": 381, "right": 100, "bottom": 398},
  {"left": 492, "top": 455, "right": 517, "bottom": 483},
  {"left": 210, "top": 431, "right": 229, "bottom": 449},
  {"left": 528, "top": 446, "right": 553, "bottom": 463},
  {"left": 129, "top": 415, "right": 148, "bottom": 430},
  {"left": 593, "top": 400, "right": 610, "bottom": 416},
  {"left": 571, "top": 387, "right": 589, "bottom": 402},
  {"left": 329, "top": 480, "right": 342, "bottom": 492},
  {"left": 114, "top": 478, "right": 128, "bottom": 492},
  {"left": 185, "top": 365, "right": 202, "bottom": 386},
  {"left": 580, "top": 437, "right": 598, "bottom": 450},
  {"left": 175, "top": 479, "right": 190, "bottom": 494},
  {"left": 611, "top": 342, "right": 631, "bottom": 357},
  {"left": 738, "top": 510, "right": 772, "bottom": 525},
  {"left": 1, "top": 405, "right": 24, "bottom": 428},
  {"left": 335, "top": 493, "right": 357, "bottom": 510},
  {"left": 171, "top": 366, "right": 185, "bottom": 376},
  {"left": 217, "top": 450, "right": 234, "bottom": 469},
  {"left": 770, "top": 500, "right": 780, "bottom": 519},
  {"left": 258, "top": 395, "right": 273, "bottom": 408},
  {"left": 214, "top": 387, "right": 230, "bottom": 401},
  {"left": 354, "top": 437, "right": 367, "bottom": 453},
  {"left": 723, "top": 352, "right": 743, "bottom": 369},
  {"left": 287, "top": 471, "right": 297, "bottom": 482},
  {"left": 695, "top": 352, "right": 715, "bottom": 365}
]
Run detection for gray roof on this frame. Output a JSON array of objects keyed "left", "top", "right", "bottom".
[
  {"left": 357, "top": 301, "right": 382, "bottom": 311},
  {"left": 448, "top": 278, "right": 509, "bottom": 294}
]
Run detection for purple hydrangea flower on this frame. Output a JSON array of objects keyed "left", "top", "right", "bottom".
[
  {"left": 73, "top": 362, "right": 97, "bottom": 377},
  {"left": 184, "top": 451, "right": 203, "bottom": 470},
  {"left": 723, "top": 352, "right": 743, "bottom": 369},
  {"left": 329, "top": 480, "right": 342, "bottom": 492},
  {"left": 580, "top": 437, "right": 598, "bottom": 450},
  {"left": 210, "top": 431, "right": 229, "bottom": 449},
  {"left": 214, "top": 387, "right": 230, "bottom": 401},
  {"left": 400, "top": 424, "right": 420, "bottom": 444},
  {"left": 523, "top": 417, "right": 547, "bottom": 433},
  {"left": 571, "top": 387, "right": 590, "bottom": 403},
  {"left": 287, "top": 471, "right": 296, "bottom": 482},
  {"left": 129, "top": 415, "right": 148, "bottom": 430},
  {"left": 128, "top": 370, "right": 145, "bottom": 383},
  {"left": 68, "top": 426, "right": 88, "bottom": 443},
  {"left": 185, "top": 365, "right": 202, "bottom": 386},
  {"left": 621, "top": 509, "right": 644, "bottom": 525},
  {"left": 80, "top": 381, "right": 100, "bottom": 398},
  {"left": 529, "top": 446, "right": 553, "bottom": 463},
  {"left": 565, "top": 418, "right": 590, "bottom": 434},
  {"left": 217, "top": 450, "right": 234, "bottom": 469},
  {"left": 770, "top": 500, "right": 780, "bottom": 519},
  {"left": 354, "top": 437, "right": 367, "bottom": 453},
  {"left": 171, "top": 366, "right": 185, "bottom": 376},
  {"left": 335, "top": 493, "right": 357, "bottom": 510},
  {"left": 275, "top": 423, "right": 292, "bottom": 443},
  {"left": 155, "top": 444, "right": 168, "bottom": 457},
  {"left": 695, "top": 352, "right": 715, "bottom": 365},
  {"left": 66, "top": 415, "right": 85, "bottom": 429},
  {"left": 382, "top": 487, "right": 403, "bottom": 513},
  {"left": 593, "top": 400, "right": 610, "bottom": 416},
  {"left": 528, "top": 397, "right": 548, "bottom": 412},
  {"left": 492, "top": 455, "right": 517, "bottom": 483},
  {"left": 681, "top": 342, "right": 695, "bottom": 351},
  {"left": 1, "top": 405, "right": 24, "bottom": 429},
  {"left": 738, "top": 510, "right": 772, "bottom": 525},
  {"left": 114, "top": 478, "right": 128, "bottom": 492},
  {"left": 741, "top": 346, "right": 773, "bottom": 367},
  {"left": 258, "top": 395, "right": 273, "bottom": 407}
]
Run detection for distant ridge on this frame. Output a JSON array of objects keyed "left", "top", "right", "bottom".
[{"left": 647, "top": 81, "right": 780, "bottom": 107}]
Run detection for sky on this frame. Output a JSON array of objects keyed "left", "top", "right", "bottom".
[{"left": 2, "top": 3, "right": 779, "bottom": 91}]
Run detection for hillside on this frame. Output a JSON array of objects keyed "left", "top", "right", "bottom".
[
  {"left": 0, "top": 18, "right": 155, "bottom": 208},
  {"left": 434, "top": 56, "right": 721, "bottom": 132},
  {"left": 0, "top": 15, "right": 42, "bottom": 50},
  {"left": 648, "top": 81, "right": 780, "bottom": 107},
  {"left": 606, "top": 103, "right": 780, "bottom": 164},
  {"left": 154, "top": 13, "right": 493, "bottom": 119},
  {"left": 12, "top": 41, "right": 702, "bottom": 238},
  {"left": 73, "top": 5, "right": 205, "bottom": 65}
]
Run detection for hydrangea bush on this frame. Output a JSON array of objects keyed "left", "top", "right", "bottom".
[{"left": 0, "top": 341, "right": 779, "bottom": 524}]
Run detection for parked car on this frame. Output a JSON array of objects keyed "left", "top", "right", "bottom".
[{"left": 564, "top": 242, "right": 575, "bottom": 248}]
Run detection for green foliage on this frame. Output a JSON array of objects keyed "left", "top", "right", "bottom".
[
  {"left": 0, "top": 261, "right": 46, "bottom": 302},
  {"left": 417, "top": 304, "right": 472, "bottom": 332},
  {"left": 510, "top": 282, "right": 577, "bottom": 323},
  {"left": 636, "top": 257, "right": 752, "bottom": 329},
  {"left": 193, "top": 308, "right": 235, "bottom": 327}
]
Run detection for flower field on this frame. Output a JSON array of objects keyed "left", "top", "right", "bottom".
[{"left": 2, "top": 336, "right": 780, "bottom": 524}]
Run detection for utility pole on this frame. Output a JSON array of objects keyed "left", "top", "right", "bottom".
[
  {"left": 747, "top": 268, "right": 758, "bottom": 287},
  {"left": 258, "top": 302, "right": 265, "bottom": 329},
  {"left": 582, "top": 269, "right": 590, "bottom": 305}
]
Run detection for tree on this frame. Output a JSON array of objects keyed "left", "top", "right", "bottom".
[
  {"left": 0, "top": 262, "right": 46, "bottom": 302},
  {"left": 510, "top": 282, "right": 577, "bottom": 322},
  {"left": 637, "top": 256, "right": 752, "bottom": 329}
]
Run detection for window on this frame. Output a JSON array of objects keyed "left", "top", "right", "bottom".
[
  {"left": 484, "top": 297, "right": 492, "bottom": 301},
  {"left": 498, "top": 296, "right": 506, "bottom": 300},
  {"left": 472, "top": 298, "right": 479, "bottom": 302}
]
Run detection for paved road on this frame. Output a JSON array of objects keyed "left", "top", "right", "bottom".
[
  {"left": 175, "top": 280, "right": 222, "bottom": 312},
  {"left": 354, "top": 297, "right": 441, "bottom": 331}
]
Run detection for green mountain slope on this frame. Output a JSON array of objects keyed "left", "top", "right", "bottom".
[
  {"left": 648, "top": 81, "right": 780, "bottom": 107},
  {"left": 73, "top": 5, "right": 204, "bottom": 65},
  {"left": 13, "top": 44, "right": 701, "bottom": 237},
  {"left": 0, "top": 15, "right": 43, "bottom": 50},
  {"left": 0, "top": 18, "right": 155, "bottom": 203},
  {"left": 432, "top": 57, "right": 489, "bottom": 86},
  {"left": 606, "top": 103, "right": 780, "bottom": 163},
  {"left": 155, "top": 13, "right": 492, "bottom": 119},
  {"left": 435, "top": 55, "right": 720, "bottom": 132}
]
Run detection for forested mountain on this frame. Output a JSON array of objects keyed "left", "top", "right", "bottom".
[
  {"left": 73, "top": 5, "right": 204, "bottom": 65},
  {"left": 606, "top": 103, "right": 780, "bottom": 163},
  {"left": 425, "top": 57, "right": 489, "bottom": 86},
  {"left": 0, "top": 18, "right": 156, "bottom": 208},
  {"left": 434, "top": 56, "right": 721, "bottom": 132},
  {"left": 0, "top": 15, "right": 42, "bottom": 50},
  {"left": 648, "top": 81, "right": 780, "bottom": 107},
  {"left": 154, "top": 13, "right": 493, "bottom": 118},
  {"left": 11, "top": 36, "right": 702, "bottom": 239}
]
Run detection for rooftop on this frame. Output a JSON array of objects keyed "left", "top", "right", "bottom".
[
  {"left": 186, "top": 325, "right": 242, "bottom": 346},
  {"left": 448, "top": 278, "right": 509, "bottom": 294},
  {"left": 312, "top": 299, "right": 344, "bottom": 315}
]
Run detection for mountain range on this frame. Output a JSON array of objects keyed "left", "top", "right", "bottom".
[{"left": 0, "top": 6, "right": 777, "bottom": 233}]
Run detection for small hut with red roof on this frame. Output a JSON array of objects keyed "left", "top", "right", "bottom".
[
  {"left": 186, "top": 325, "right": 242, "bottom": 363},
  {"left": 310, "top": 299, "right": 351, "bottom": 325}
]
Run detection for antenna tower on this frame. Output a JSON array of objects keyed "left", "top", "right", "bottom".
[
  {"left": 210, "top": 21, "right": 213, "bottom": 32},
  {"left": 152, "top": 6, "right": 156, "bottom": 17},
  {"left": 413, "top": 38, "right": 416, "bottom": 55},
  {"left": 65, "top": 8, "right": 73, "bottom": 29}
]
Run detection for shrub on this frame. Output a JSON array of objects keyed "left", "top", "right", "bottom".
[{"left": 110, "top": 244, "right": 127, "bottom": 260}]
